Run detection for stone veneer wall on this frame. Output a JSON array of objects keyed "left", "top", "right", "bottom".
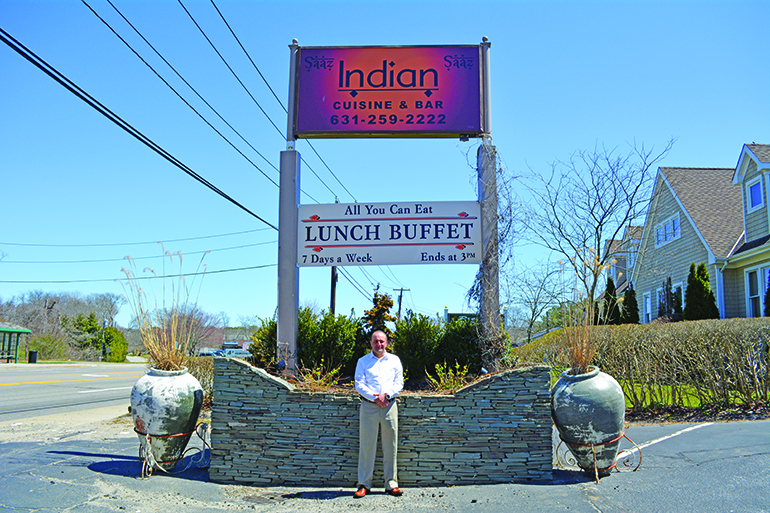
[{"left": 210, "top": 358, "right": 552, "bottom": 485}]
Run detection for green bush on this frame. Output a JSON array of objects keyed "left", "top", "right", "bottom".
[
  {"left": 391, "top": 312, "right": 442, "bottom": 379},
  {"left": 511, "top": 318, "right": 770, "bottom": 410},
  {"left": 599, "top": 319, "right": 769, "bottom": 409},
  {"left": 105, "top": 327, "right": 128, "bottom": 362},
  {"left": 28, "top": 335, "right": 69, "bottom": 361},
  {"left": 250, "top": 308, "right": 359, "bottom": 373},
  {"left": 436, "top": 316, "right": 482, "bottom": 375},
  {"left": 298, "top": 308, "right": 359, "bottom": 371},
  {"left": 248, "top": 316, "right": 276, "bottom": 369}
]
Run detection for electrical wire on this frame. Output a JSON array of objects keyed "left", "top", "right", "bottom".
[
  {"left": 83, "top": 0, "right": 280, "bottom": 189},
  {"left": 337, "top": 267, "right": 370, "bottom": 300},
  {"left": 383, "top": 265, "right": 405, "bottom": 288},
  {"left": 178, "top": 0, "right": 339, "bottom": 201},
  {"left": 203, "top": 1, "right": 410, "bottom": 302},
  {"left": 87, "top": 1, "right": 320, "bottom": 203},
  {"left": 0, "top": 228, "right": 273, "bottom": 248},
  {"left": 0, "top": 263, "right": 277, "bottom": 284},
  {"left": 0, "top": 26, "right": 279, "bottom": 232},
  {"left": 208, "top": 0, "right": 357, "bottom": 203},
  {"left": 1, "top": 240, "right": 277, "bottom": 264}
]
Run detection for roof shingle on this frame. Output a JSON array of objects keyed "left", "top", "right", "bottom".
[{"left": 660, "top": 167, "right": 744, "bottom": 259}]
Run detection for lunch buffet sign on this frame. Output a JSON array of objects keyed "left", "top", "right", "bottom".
[{"left": 297, "top": 201, "right": 481, "bottom": 267}]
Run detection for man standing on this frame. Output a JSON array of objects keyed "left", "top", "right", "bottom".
[{"left": 354, "top": 330, "right": 404, "bottom": 498}]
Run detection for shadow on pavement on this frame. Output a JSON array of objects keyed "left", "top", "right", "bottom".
[{"left": 46, "top": 449, "right": 211, "bottom": 481}]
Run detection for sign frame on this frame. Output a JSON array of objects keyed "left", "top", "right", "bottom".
[
  {"left": 298, "top": 200, "right": 482, "bottom": 267},
  {"left": 289, "top": 44, "right": 487, "bottom": 139}
]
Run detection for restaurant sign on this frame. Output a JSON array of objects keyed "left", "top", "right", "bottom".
[
  {"left": 298, "top": 201, "right": 481, "bottom": 267},
  {"left": 291, "top": 45, "right": 485, "bottom": 139}
]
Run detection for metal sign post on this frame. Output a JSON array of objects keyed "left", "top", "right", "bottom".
[
  {"left": 277, "top": 150, "right": 299, "bottom": 374},
  {"left": 277, "top": 38, "right": 497, "bottom": 374}
]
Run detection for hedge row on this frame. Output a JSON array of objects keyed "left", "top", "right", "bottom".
[
  {"left": 248, "top": 308, "right": 482, "bottom": 381},
  {"left": 511, "top": 318, "right": 770, "bottom": 409}
]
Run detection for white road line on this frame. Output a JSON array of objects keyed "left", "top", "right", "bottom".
[
  {"left": 622, "top": 422, "right": 715, "bottom": 456},
  {"left": 77, "top": 387, "right": 133, "bottom": 394},
  {"left": 82, "top": 374, "right": 109, "bottom": 378}
]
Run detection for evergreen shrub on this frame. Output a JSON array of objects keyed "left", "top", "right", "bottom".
[
  {"left": 435, "top": 316, "right": 482, "bottom": 375},
  {"left": 105, "top": 326, "right": 128, "bottom": 362},
  {"left": 390, "top": 312, "right": 442, "bottom": 379}
]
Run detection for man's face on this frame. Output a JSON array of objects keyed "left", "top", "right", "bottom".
[{"left": 370, "top": 331, "right": 388, "bottom": 358}]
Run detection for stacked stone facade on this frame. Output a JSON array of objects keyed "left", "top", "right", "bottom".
[{"left": 210, "top": 358, "right": 552, "bottom": 485}]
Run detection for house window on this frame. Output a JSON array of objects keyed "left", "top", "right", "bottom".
[
  {"left": 747, "top": 178, "right": 764, "bottom": 212},
  {"left": 748, "top": 268, "right": 770, "bottom": 317},
  {"left": 643, "top": 293, "right": 651, "bottom": 323},
  {"left": 748, "top": 270, "right": 761, "bottom": 317},
  {"left": 655, "top": 215, "right": 681, "bottom": 247}
]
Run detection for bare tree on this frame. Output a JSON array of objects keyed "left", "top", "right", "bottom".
[
  {"left": 503, "top": 261, "right": 562, "bottom": 345},
  {"left": 517, "top": 140, "right": 674, "bottom": 305},
  {"left": 167, "top": 306, "right": 223, "bottom": 356},
  {"left": 88, "top": 293, "right": 126, "bottom": 326}
]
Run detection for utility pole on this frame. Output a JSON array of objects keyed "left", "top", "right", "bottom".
[
  {"left": 330, "top": 266, "right": 338, "bottom": 316},
  {"left": 393, "top": 287, "right": 410, "bottom": 320},
  {"left": 330, "top": 197, "right": 340, "bottom": 316}
]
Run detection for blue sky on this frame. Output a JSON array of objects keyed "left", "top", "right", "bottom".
[{"left": 1, "top": 0, "right": 768, "bottom": 328}]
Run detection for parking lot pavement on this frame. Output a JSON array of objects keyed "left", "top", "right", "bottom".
[{"left": 0, "top": 418, "right": 768, "bottom": 512}]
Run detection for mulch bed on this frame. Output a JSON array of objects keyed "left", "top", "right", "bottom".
[{"left": 626, "top": 402, "right": 770, "bottom": 424}]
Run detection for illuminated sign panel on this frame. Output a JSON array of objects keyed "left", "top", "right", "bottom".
[
  {"left": 298, "top": 201, "right": 481, "bottom": 266},
  {"left": 292, "top": 46, "right": 484, "bottom": 138}
]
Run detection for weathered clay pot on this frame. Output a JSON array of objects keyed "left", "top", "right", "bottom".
[
  {"left": 551, "top": 366, "right": 625, "bottom": 477},
  {"left": 131, "top": 367, "right": 203, "bottom": 471}
]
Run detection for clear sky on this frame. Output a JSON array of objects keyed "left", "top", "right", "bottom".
[{"left": 1, "top": 0, "right": 768, "bottom": 328}]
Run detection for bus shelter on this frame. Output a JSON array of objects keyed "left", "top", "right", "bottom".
[{"left": 0, "top": 323, "right": 31, "bottom": 363}]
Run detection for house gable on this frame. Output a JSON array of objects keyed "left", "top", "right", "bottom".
[
  {"left": 733, "top": 144, "right": 770, "bottom": 245},
  {"left": 633, "top": 167, "right": 742, "bottom": 322}
]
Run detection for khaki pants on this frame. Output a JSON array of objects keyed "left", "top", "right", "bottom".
[{"left": 357, "top": 399, "right": 398, "bottom": 490}]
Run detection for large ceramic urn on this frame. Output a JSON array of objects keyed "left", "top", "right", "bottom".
[
  {"left": 131, "top": 367, "right": 203, "bottom": 472},
  {"left": 551, "top": 366, "right": 626, "bottom": 477}
]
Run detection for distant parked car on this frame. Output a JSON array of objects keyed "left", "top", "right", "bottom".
[
  {"left": 224, "top": 348, "right": 251, "bottom": 358},
  {"left": 212, "top": 349, "right": 225, "bottom": 357}
]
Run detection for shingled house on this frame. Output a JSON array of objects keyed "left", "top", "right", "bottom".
[
  {"left": 722, "top": 144, "right": 770, "bottom": 317},
  {"left": 630, "top": 143, "right": 770, "bottom": 322}
]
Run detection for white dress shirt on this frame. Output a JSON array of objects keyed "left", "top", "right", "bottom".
[{"left": 354, "top": 351, "right": 404, "bottom": 401}]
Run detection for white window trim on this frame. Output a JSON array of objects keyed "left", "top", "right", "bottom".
[
  {"left": 745, "top": 265, "right": 769, "bottom": 318},
  {"left": 643, "top": 292, "right": 652, "bottom": 324},
  {"left": 654, "top": 214, "right": 681, "bottom": 248},
  {"left": 746, "top": 177, "right": 764, "bottom": 213}
]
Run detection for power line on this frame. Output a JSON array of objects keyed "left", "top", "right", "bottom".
[
  {"left": 83, "top": 0, "right": 280, "bottom": 189},
  {"left": 0, "top": 228, "right": 273, "bottom": 248},
  {"left": 177, "top": 0, "right": 283, "bottom": 137},
  {"left": 86, "top": 0, "right": 321, "bottom": 204},
  {"left": 358, "top": 267, "right": 378, "bottom": 289},
  {"left": 208, "top": 0, "right": 357, "bottom": 203},
  {"left": 337, "top": 267, "right": 370, "bottom": 300},
  {"left": 179, "top": 0, "right": 341, "bottom": 201},
  {"left": 208, "top": 0, "right": 285, "bottom": 110},
  {"left": 0, "top": 26, "right": 279, "bottom": 232},
  {"left": 1, "top": 240, "right": 277, "bottom": 264},
  {"left": 0, "top": 263, "right": 277, "bottom": 284}
]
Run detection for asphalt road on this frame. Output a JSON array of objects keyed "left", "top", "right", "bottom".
[
  {"left": 1, "top": 362, "right": 768, "bottom": 512},
  {"left": 0, "top": 419, "right": 768, "bottom": 512},
  {"left": 0, "top": 362, "right": 147, "bottom": 422}
]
